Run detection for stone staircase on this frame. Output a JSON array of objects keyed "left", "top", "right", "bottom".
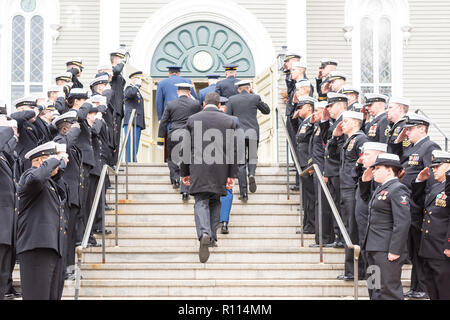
[{"left": 15, "top": 163, "right": 411, "bottom": 299}]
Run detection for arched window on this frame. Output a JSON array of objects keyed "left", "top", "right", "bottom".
[{"left": 345, "top": 0, "right": 410, "bottom": 97}]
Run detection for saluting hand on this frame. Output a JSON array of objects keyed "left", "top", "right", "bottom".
[
  {"left": 333, "top": 122, "right": 344, "bottom": 137},
  {"left": 444, "top": 249, "right": 450, "bottom": 258},
  {"left": 417, "top": 167, "right": 430, "bottom": 182},
  {"left": 322, "top": 108, "right": 330, "bottom": 122},
  {"left": 362, "top": 168, "right": 373, "bottom": 182},
  {"left": 292, "top": 109, "right": 301, "bottom": 119},
  {"left": 182, "top": 176, "right": 191, "bottom": 186},
  {"left": 395, "top": 128, "right": 408, "bottom": 144},
  {"left": 388, "top": 253, "right": 400, "bottom": 261}
]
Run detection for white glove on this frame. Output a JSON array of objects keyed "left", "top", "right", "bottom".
[
  {"left": 71, "top": 122, "right": 80, "bottom": 129},
  {"left": 95, "top": 112, "right": 103, "bottom": 120},
  {"left": 135, "top": 79, "right": 142, "bottom": 87},
  {"left": 157, "top": 145, "right": 164, "bottom": 151},
  {"left": 8, "top": 120, "right": 17, "bottom": 128},
  {"left": 33, "top": 108, "right": 40, "bottom": 117}
]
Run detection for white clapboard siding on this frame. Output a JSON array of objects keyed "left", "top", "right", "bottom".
[
  {"left": 52, "top": 0, "right": 100, "bottom": 87},
  {"left": 306, "top": 0, "right": 352, "bottom": 84},
  {"left": 404, "top": 0, "right": 450, "bottom": 149}
]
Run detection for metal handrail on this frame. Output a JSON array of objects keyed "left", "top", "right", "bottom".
[
  {"left": 74, "top": 109, "right": 136, "bottom": 300},
  {"left": 276, "top": 107, "right": 360, "bottom": 300},
  {"left": 415, "top": 108, "right": 449, "bottom": 151}
]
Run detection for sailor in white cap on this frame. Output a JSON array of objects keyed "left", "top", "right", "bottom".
[
  {"left": 66, "top": 58, "right": 83, "bottom": 89},
  {"left": 226, "top": 78, "right": 270, "bottom": 201},
  {"left": 386, "top": 97, "right": 411, "bottom": 148},
  {"left": 362, "top": 93, "right": 390, "bottom": 143},
  {"left": 55, "top": 72, "right": 74, "bottom": 99},
  {"left": 334, "top": 110, "right": 369, "bottom": 281},
  {"left": 316, "top": 58, "right": 338, "bottom": 101},
  {"left": 327, "top": 71, "right": 346, "bottom": 93},
  {"left": 340, "top": 86, "right": 360, "bottom": 111},
  {"left": 412, "top": 150, "right": 450, "bottom": 300},
  {"left": 17, "top": 141, "right": 67, "bottom": 300},
  {"left": 364, "top": 152, "right": 411, "bottom": 300},
  {"left": 157, "top": 82, "right": 202, "bottom": 201}
]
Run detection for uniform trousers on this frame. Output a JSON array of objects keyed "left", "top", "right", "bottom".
[
  {"left": 341, "top": 188, "right": 365, "bottom": 278},
  {"left": 18, "top": 248, "right": 63, "bottom": 300},
  {"left": 123, "top": 125, "right": 141, "bottom": 163},
  {"left": 237, "top": 138, "right": 258, "bottom": 194},
  {"left": 408, "top": 226, "right": 427, "bottom": 292},
  {"left": 0, "top": 244, "right": 13, "bottom": 299},
  {"left": 300, "top": 167, "right": 315, "bottom": 232},
  {"left": 194, "top": 193, "right": 221, "bottom": 242},
  {"left": 66, "top": 206, "right": 80, "bottom": 269},
  {"left": 167, "top": 132, "right": 189, "bottom": 194},
  {"left": 422, "top": 258, "right": 450, "bottom": 300},
  {"left": 313, "top": 174, "right": 335, "bottom": 245},
  {"left": 77, "top": 163, "right": 92, "bottom": 242},
  {"left": 354, "top": 186, "right": 370, "bottom": 279},
  {"left": 327, "top": 176, "right": 342, "bottom": 243},
  {"left": 112, "top": 114, "right": 123, "bottom": 165},
  {"left": 366, "top": 251, "right": 407, "bottom": 300},
  {"left": 87, "top": 174, "right": 105, "bottom": 235},
  {"left": 220, "top": 189, "right": 233, "bottom": 223},
  {"left": 286, "top": 117, "right": 300, "bottom": 187}
]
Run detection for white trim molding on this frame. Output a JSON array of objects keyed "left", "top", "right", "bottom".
[
  {"left": 129, "top": 0, "right": 276, "bottom": 76},
  {"left": 0, "top": 0, "right": 60, "bottom": 107},
  {"left": 345, "top": 0, "right": 410, "bottom": 96}
]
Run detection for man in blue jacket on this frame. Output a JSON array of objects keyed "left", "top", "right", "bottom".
[{"left": 199, "top": 74, "right": 220, "bottom": 105}]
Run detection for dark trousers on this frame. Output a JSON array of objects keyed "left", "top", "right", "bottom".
[
  {"left": 422, "top": 258, "right": 450, "bottom": 300},
  {"left": 237, "top": 138, "right": 258, "bottom": 195},
  {"left": 300, "top": 167, "right": 315, "bottom": 232},
  {"left": 112, "top": 114, "right": 123, "bottom": 165},
  {"left": 286, "top": 116, "right": 300, "bottom": 187},
  {"left": 408, "top": 226, "right": 427, "bottom": 292},
  {"left": 0, "top": 244, "right": 12, "bottom": 300},
  {"left": 167, "top": 134, "right": 189, "bottom": 194},
  {"left": 194, "top": 193, "right": 222, "bottom": 242},
  {"left": 77, "top": 163, "right": 92, "bottom": 242},
  {"left": 341, "top": 187, "right": 365, "bottom": 277},
  {"left": 87, "top": 174, "right": 105, "bottom": 235},
  {"left": 18, "top": 249, "right": 64, "bottom": 300},
  {"left": 355, "top": 188, "right": 370, "bottom": 279},
  {"left": 313, "top": 174, "right": 335, "bottom": 244},
  {"left": 327, "top": 176, "right": 342, "bottom": 242},
  {"left": 367, "top": 251, "right": 407, "bottom": 300},
  {"left": 66, "top": 206, "right": 80, "bottom": 268}
]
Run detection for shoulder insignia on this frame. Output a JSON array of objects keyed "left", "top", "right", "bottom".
[
  {"left": 384, "top": 127, "right": 390, "bottom": 137},
  {"left": 400, "top": 195, "right": 409, "bottom": 205},
  {"left": 403, "top": 139, "right": 412, "bottom": 148},
  {"left": 347, "top": 138, "right": 355, "bottom": 151},
  {"left": 27, "top": 127, "right": 33, "bottom": 131}
]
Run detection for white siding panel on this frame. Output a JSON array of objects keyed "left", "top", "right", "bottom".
[
  {"left": 404, "top": 0, "right": 450, "bottom": 149},
  {"left": 52, "top": 0, "right": 100, "bottom": 87}
]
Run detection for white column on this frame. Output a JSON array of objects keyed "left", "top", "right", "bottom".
[
  {"left": 99, "top": 0, "right": 120, "bottom": 64},
  {"left": 287, "top": 0, "right": 307, "bottom": 62}
]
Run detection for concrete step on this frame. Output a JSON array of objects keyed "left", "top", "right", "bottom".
[
  {"left": 113, "top": 177, "right": 297, "bottom": 186},
  {"left": 106, "top": 191, "right": 300, "bottom": 202},
  {"left": 82, "top": 247, "right": 346, "bottom": 264},
  {"left": 58, "top": 279, "right": 411, "bottom": 298}
]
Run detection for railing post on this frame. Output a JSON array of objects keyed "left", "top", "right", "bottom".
[
  {"left": 286, "top": 141, "right": 290, "bottom": 200},
  {"left": 115, "top": 173, "right": 119, "bottom": 247},
  {"left": 102, "top": 178, "right": 106, "bottom": 264},
  {"left": 318, "top": 177, "right": 323, "bottom": 264},
  {"left": 74, "top": 245, "right": 83, "bottom": 300},
  {"left": 353, "top": 245, "right": 361, "bottom": 300}
]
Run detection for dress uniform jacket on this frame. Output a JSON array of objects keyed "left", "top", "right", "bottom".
[
  {"left": 10, "top": 110, "right": 41, "bottom": 160},
  {"left": 68, "top": 69, "right": 83, "bottom": 89},
  {"left": 180, "top": 106, "right": 238, "bottom": 196},
  {"left": 34, "top": 117, "right": 54, "bottom": 143},
  {"left": 53, "top": 127, "right": 82, "bottom": 208},
  {"left": 157, "top": 96, "right": 202, "bottom": 139},
  {"left": 111, "top": 63, "right": 126, "bottom": 118},
  {"left": 89, "top": 119, "right": 104, "bottom": 177},
  {"left": 319, "top": 115, "right": 345, "bottom": 177},
  {"left": 55, "top": 96, "right": 69, "bottom": 115},
  {"left": 74, "top": 103, "right": 96, "bottom": 168},
  {"left": 215, "top": 76, "right": 240, "bottom": 99},
  {"left": 0, "top": 126, "right": 18, "bottom": 155},
  {"left": 310, "top": 123, "right": 326, "bottom": 171},
  {"left": 364, "top": 113, "right": 390, "bottom": 143},
  {"left": 199, "top": 84, "right": 216, "bottom": 106},
  {"left": 225, "top": 91, "right": 270, "bottom": 142},
  {"left": 296, "top": 116, "right": 315, "bottom": 168},
  {"left": 156, "top": 75, "right": 198, "bottom": 120},
  {"left": 123, "top": 85, "right": 146, "bottom": 130},
  {"left": 16, "top": 158, "right": 66, "bottom": 256},
  {"left": 0, "top": 139, "right": 17, "bottom": 247},
  {"left": 412, "top": 178, "right": 450, "bottom": 260},
  {"left": 340, "top": 131, "right": 368, "bottom": 189},
  {"left": 363, "top": 178, "right": 411, "bottom": 254}
]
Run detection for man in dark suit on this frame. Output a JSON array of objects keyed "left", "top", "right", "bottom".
[
  {"left": 199, "top": 75, "right": 220, "bottom": 105},
  {"left": 225, "top": 80, "right": 270, "bottom": 200},
  {"left": 0, "top": 123, "right": 18, "bottom": 300},
  {"left": 215, "top": 64, "right": 240, "bottom": 98},
  {"left": 412, "top": 150, "right": 450, "bottom": 300},
  {"left": 123, "top": 71, "right": 146, "bottom": 163},
  {"left": 157, "top": 83, "right": 202, "bottom": 201},
  {"left": 364, "top": 153, "right": 411, "bottom": 300},
  {"left": 181, "top": 92, "right": 237, "bottom": 263},
  {"left": 16, "top": 141, "right": 67, "bottom": 300}
]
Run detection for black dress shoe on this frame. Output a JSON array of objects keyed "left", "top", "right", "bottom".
[
  {"left": 94, "top": 229, "right": 112, "bottom": 235},
  {"left": 404, "top": 289, "right": 415, "bottom": 297},
  {"left": 199, "top": 234, "right": 211, "bottom": 263},
  {"left": 332, "top": 241, "right": 345, "bottom": 248},
  {"left": 411, "top": 291, "right": 428, "bottom": 299},
  {"left": 239, "top": 193, "right": 248, "bottom": 201},
  {"left": 182, "top": 193, "right": 189, "bottom": 202},
  {"left": 309, "top": 243, "right": 320, "bottom": 248},
  {"left": 290, "top": 185, "right": 300, "bottom": 191},
  {"left": 337, "top": 275, "right": 354, "bottom": 281},
  {"left": 248, "top": 175, "right": 257, "bottom": 193},
  {"left": 105, "top": 204, "right": 114, "bottom": 211},
  {"left": 208, "top": 241, "right": 218, "bottom": 248},
  {"left": 221, "top": 222, "right": 229, "bottom": 234},
  {"left": 173, "top": 181, "right": 180, "bottom": 189},
  {"left": 303, "top": 229, "right": 315, "bottom": 234}
]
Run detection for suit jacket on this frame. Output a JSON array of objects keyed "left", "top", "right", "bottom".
[
  {"left": 0, "top": 150, "right": 17, "bottom": 246},
  {"left": 54, "top": 126, "right": 82, "bottom": 207},
  {"left": 157, "top": 96, "right": 202, "bottom": 140},
  {"left": 123, "top": 85, "right": 146, "bottom": 129},
  {"left": 156, "top": 75, "right": 198, "bottom": 120},
  {"left": 364, "top": 112, "right": 390, "bottom": 143},
  {"left": 16, "top": 158, "right": 66, "bottom": 256},
  {"left": 215, "top": 76, "right": 240, "bottom": 98},
  {"left": 199, "top": 84, "right": 216, "bottom": 106},
  {"left": 412, "top": 178, "right": 449, "bottom": 259},
  {"left": 363, "top": 178, "right": 411, "bottom": 255},
  {"left": 180, "top": 106, "right": 238, "bottom": 196},
  {"left": 225, "top": 91, "right": 270, "bottom": 141}
]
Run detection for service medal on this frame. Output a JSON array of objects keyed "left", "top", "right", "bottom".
[
  {"left": 368, "top": 124, "right": 377, "bottom": 137},
  {"left": 435, "top": 192, "right": 447, "bottom": 207},
  {"left": 408, "top": 154, "right": 420, "bottom": 166},
  {"left": 347, "top": 139, "right": 355, "bottom": 151}
]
